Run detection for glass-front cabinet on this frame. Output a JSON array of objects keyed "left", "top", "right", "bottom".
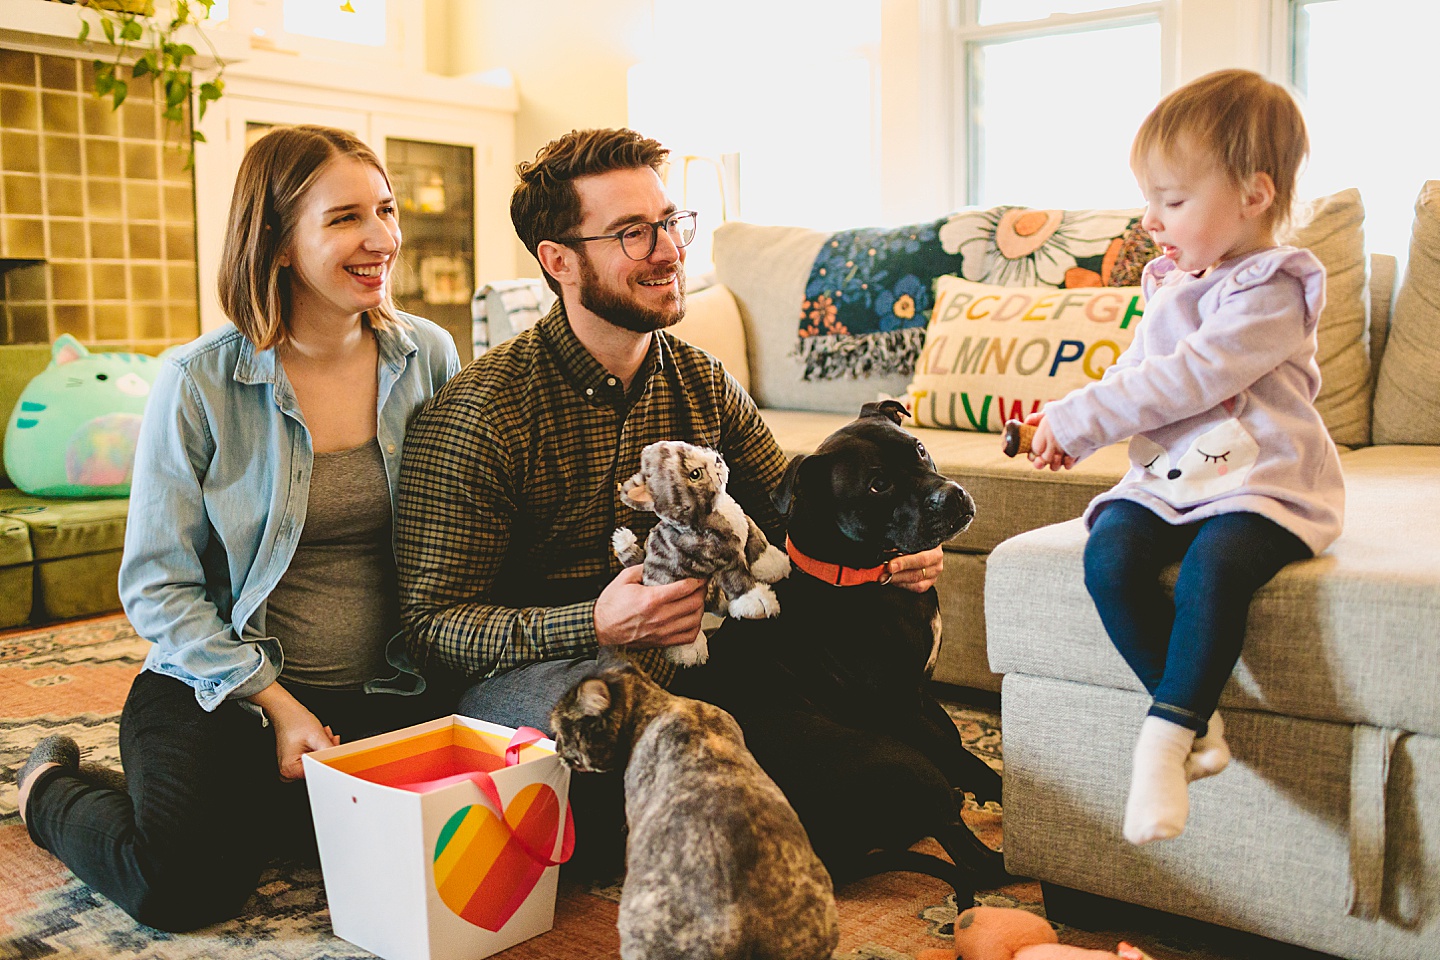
[{"left": 385, "top": 138, "right": 475, "bottom": 354}]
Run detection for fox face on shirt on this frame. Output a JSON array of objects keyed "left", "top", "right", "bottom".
[{"left": 1130, "top": 417, "right": 1260, "bottom": 505}]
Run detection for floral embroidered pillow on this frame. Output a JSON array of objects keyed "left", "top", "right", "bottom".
[
  {"left": 794, "top": 206, "right": 1158, "bottom": 383},
  {"left": 938, "top": 206, "right": 1157, "bottom": 288},
  {"left": 906, "top": 276, "right": 1146, "bottom": 432}
]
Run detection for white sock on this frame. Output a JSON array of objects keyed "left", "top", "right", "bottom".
[
  {"left": 1185, "top": 711, "right": 1231, "bottom": 782},
  {"left": 1123, "top": 716, "right": 1195, "bottom": 845}
]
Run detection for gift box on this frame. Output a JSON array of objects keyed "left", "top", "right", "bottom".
[{"left": 303, "top": 715, "right": 573, "bottom": 960}]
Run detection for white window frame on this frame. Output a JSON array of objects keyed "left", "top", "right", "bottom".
[
  {"left": 209, "top": 0, "right": 424, "bottom": 71},
  {"left": 880, "top": 0, "right": 1291, "bottom": 223}
]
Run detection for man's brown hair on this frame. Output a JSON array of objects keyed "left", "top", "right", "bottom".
[
  {"left": 1131, "top": 69, "right": 1309, "bottom": 234},
  {"left": 218, "top": 124, "right": 402, "bottom": 350},
  {"left": 511, "top": 128, "right": 669, "bottom": 295}
]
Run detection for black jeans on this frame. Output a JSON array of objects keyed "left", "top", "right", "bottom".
[
  {"left": 1083, "top": 501, "right": 1311, "bottom": 733},
  {"left": 25, "top": 670, "right": 449, "bottom": 932}
]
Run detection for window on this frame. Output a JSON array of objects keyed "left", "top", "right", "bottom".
[
  {"left": 205, "top": 0, "right": 419, "bottom": 69},
  {"left": 957, "top": 2, "right": 1164, "bottom": 210},
  {"left": 628, "top": 0, "right": 883, "bottom": 234},
  {"left": 1291, "top": 0, "right": 1440, "bottom": 259}
]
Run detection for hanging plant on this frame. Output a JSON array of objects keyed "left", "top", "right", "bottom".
[{"left": 75, "top": 0, "right": 225, "bottom": 168}]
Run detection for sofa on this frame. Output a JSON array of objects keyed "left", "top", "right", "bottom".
[
  {"left": 609, "top": 182, "right": 1435, "bottom": 959},
  {"left": 0, "top": 343, "right": 129, "bottom": 627}
]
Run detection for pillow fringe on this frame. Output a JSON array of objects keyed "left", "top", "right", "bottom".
[{"left": 795, "top": 328, "right": 927, "bottom": 381}]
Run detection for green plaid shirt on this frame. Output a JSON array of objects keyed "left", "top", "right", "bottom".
[{"left": 396, "top": 301, "right": 788, "bottom": 688}]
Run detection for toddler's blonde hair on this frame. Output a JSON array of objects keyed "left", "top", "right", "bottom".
[{"left": 1131, "top": 69, "right": 1308, "bottom": 233}]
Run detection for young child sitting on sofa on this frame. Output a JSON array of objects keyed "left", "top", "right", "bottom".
[{"left": 1022, "top": 68, "right": 1345, "bottom": 845}]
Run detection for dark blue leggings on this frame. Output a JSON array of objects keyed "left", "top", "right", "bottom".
[{"left": 1083, "top": 500, "right": 1311, "bottom": 734}]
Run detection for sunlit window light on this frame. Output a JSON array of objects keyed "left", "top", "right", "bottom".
[
  {"left": 977, "top": 0, "right": 1151, "bottom": 27},
  {"left": 1295, "top": 0, "right": 1440, "bottom": 260},
  {"left": 971, "top": 20, "right": 1160, "bottom": 210},
  {"left": 283, "top": 0, "right": 386, "bottom": 47}
]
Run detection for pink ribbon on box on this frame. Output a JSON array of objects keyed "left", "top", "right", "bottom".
[{"left": 396, "top": 726, "right": 574, "bottom": 867}]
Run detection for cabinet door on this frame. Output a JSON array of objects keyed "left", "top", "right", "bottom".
[
  {"left": 372, "top": 112, "right": 514, "bottom": 365},
  {"left": 380, "top": 136, "right": 476, "bottom": 364}
]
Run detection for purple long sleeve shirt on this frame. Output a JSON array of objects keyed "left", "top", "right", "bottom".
[{"left": 1043, "top": 246, "right": 1345, "bottom": 555}]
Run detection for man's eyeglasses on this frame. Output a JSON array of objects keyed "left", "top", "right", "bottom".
[{"left": 558, "top": 211, "right": 698, "bottom": 261}]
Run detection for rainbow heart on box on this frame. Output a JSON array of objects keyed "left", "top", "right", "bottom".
[{"left": 432, "top": 782, "right": 565, "bottom": 932}]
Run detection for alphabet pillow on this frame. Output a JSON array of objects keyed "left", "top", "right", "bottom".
[
  {"left": 3, "top": 335, "right": 161, "bottom": 497},
  {"left": 906, "top": 277, "right": 1145, "bottom": 432}
]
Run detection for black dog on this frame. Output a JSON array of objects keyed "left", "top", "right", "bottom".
[{"left": 677, "top": 400, "right": 1006, "bottom": 891}]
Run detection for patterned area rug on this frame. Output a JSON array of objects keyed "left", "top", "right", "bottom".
[{"left": 0, "top": 616, "right": 1325, "bottom": 960}]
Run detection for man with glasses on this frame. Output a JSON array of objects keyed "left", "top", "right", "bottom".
[{"left": 393, "top": 127, "right": 942, "bottom": 874}]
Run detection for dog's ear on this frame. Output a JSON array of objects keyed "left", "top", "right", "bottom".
[
  {"left": 861, "top": 399, "right": 910, "bottom": 425},
  {"left": 774, "top": 453, "right": 832, "bottom": 517},
  {"left": 774, "top": 454, "right": 807, "bottom": 516},
  {"left": 619, "top": 472, "right": 656, "bottom": 511}
]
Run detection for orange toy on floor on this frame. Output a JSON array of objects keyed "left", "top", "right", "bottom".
[{"left": 918, "top": 906, "right": 1149, "bottom": 960}]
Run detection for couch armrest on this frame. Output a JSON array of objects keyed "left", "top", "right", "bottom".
[{"left": 670, "top": 283, "right": 751, "bottom": 395}]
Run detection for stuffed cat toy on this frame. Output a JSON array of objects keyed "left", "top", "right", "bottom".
[
  {"left": 549, "top": 659, "right": 840, "bottom": 960},
  {"left": 612, "top": 439, "right": 790, "bottom": 666},
  {"left": 4, "top": 335, "right": 161, "bottom": 497}
]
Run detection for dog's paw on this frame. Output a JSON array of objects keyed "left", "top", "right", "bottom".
[
  {"left": 729, "top": 584, "right": 780, "bottom": 619},
  {"left": 612, "top": 527, "right": 641, "bottom": 566},
  {"left": 665, "top": 632, "right": 709, "bottom": 667},
  {"left": 750, "top": 544, "right": 791, "bottom": 583}
]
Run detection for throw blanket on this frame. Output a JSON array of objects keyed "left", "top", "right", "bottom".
[
  {"left": 796, "top": 208, "right": 1159, "bottom": 381},
  {"left": 797, "top": 217, "right": 958, "bottom": 381}
]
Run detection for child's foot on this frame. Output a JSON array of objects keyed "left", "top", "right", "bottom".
[
  {"left": 1123, "top": 716, "right": 1194, "bottom": 845},
  {"left": 15, "top": 735, "right": 80, "bottom": 823},
  {"left": 1185, "top": 711, "right": 1231, "bottom": 782}
]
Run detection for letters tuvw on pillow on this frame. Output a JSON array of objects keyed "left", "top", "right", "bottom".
[{"left": 906, "top": 276, "right": 1145, "bottom": 432}]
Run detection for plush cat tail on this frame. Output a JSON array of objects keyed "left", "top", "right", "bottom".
[
  {"left": 596, "top": 645, "right": 628, "bottom": 671},
  {"left": 612, "top": 527, "right": 643, "bottom": 566}
]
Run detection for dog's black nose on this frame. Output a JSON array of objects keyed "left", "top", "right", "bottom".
[{"left": 929, "top": 482, "right": 974, "bottom": 526}]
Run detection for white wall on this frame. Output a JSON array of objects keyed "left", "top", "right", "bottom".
[{"left": 438, "top": 0, "right": 655, "bottom": 278}]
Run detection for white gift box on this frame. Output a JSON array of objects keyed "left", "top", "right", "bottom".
[{"left": 303, "top": 715, "right": 573, "bottom": 960}]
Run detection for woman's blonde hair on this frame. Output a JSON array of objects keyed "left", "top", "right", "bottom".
[
  {"left": 218, "top": 124, "right": 402, "bottom": 350},
  {"left": 1131, "top": 69, "right": 1309, "bottom": 233}
]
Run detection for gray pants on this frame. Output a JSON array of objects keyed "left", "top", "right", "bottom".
[{"left": 456, "top": 656, "right": 600, "bottom": 733}]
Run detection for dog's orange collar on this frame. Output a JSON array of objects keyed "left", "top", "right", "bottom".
[{"left": 785, "top": 537, "right": 893, "bottom": 587}]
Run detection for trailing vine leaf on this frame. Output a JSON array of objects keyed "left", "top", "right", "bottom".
[{"left": 74, "top": 0, "right": 225, "bottom": 169}]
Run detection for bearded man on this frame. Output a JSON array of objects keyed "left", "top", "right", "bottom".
[{"left": 393, "top": 128, "right": 942, "bottom": 875}]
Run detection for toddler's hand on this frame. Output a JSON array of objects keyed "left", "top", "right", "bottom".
[{"left": 1027, "top": 417, "right": 1075, "bottom": 471}]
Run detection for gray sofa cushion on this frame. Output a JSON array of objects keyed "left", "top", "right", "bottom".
[
  {"left": 760, "top": 408, "right": 1130, "bottom": 553},
  {"left": 1374, "top": 180, "right": 1440, "bottom": 444},
  {"left": 986, "top": 444, "right": 1440, "bottom": 736},
  {"left": 1000, "top": 672, "right": 1440, "bottom": 959}
]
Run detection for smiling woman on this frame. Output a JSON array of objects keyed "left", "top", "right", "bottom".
[{"left": 14, "top": 124, "right": 461, "bottom": 934}]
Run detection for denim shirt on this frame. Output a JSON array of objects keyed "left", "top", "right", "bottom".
[{"left": 120, "top": 314, "right": 460, "bottom": 712}]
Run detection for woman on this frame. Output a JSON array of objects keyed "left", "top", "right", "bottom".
[{"left": 15, "top": 125, "right": 460, "bottom": 931}]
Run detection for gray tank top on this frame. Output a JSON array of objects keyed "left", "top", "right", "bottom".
[{"left": 265, "top": 438, "right": 397, "bottom": 689}]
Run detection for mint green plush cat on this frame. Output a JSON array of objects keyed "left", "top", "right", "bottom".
[{"left": 4, "top": 335, "right": 163, "bottom": 498}]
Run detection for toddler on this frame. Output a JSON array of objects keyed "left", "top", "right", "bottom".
[{"left": 1024, "top": 69, "right": 1344, "bottom": 845}]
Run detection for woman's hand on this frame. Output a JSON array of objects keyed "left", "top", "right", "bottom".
[
  {"left": 247, "top": 683, "right": 341, "bottom": 781},
  {"left": 886, "top": 545, "right": 944, "bottom": 593}
]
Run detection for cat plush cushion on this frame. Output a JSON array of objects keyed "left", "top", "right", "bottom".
[{"left": 4, "top": 335, "right": 161, "bottom": 498}]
